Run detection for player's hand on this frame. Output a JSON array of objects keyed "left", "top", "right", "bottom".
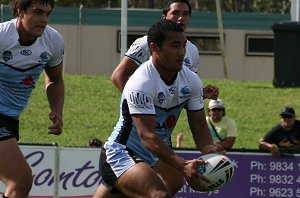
[
  {"left": 184, "top": 159, "right": 211, "bottom": 192},
  {"left": 48, "top": 112, "right": 63, "bottom": 135},
  {"left": 203, "top": 85, "right": 219, "bottom": 100}
]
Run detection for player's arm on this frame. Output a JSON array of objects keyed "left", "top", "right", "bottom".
[
  {"left": 45, "top": 62, "right": 64, "bottom": 135},
  {"left": 187, "top": 110, "right": 220, "bottom": 154},
  {"left": 111, "top": 56, "right": 139, "bottom": 92},
  {"left": 131, "top": 114, "right": 209, "bottom": 191},
  {"left": 132, "top": 114, "right": 186, "bottom": 170}
]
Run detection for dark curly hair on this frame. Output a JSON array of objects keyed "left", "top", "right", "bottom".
[
  {"left": 147, "top": 19, "right": 184, "bottom": 49},
  {"left": 10, "top": 0, "right": 54, "bottom": 17}
]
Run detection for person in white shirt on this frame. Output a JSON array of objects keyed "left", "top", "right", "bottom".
[
  {"left": 206, "top": 99, "right": 238, "bottom": 151},
  {"left": 111, "top": 0, "right": 219, "bottom": 100},
  {"left": 0, "top": 1, "right": 64, "bottom": 197},
  {"left": 93, "top": 19, "right": 222, "bottom": 198}
]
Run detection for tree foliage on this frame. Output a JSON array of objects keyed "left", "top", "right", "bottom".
[{"left": 0, "top": 0, "right": 291, "bottom": 14}]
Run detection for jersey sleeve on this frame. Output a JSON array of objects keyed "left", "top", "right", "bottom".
[
  {"left": 185, "top": 71, "right": 204, "bottom": 111},
  {"left": 46, "top": 27, "right": 65, "bottom": 67},
  {"left": 124, "top": 67, "right": 156, "bottom": 115},
  {"left": 125, "top": 36, "right": 151, "bottom": 66},
  {"left": 186, "top": 41, "right": 200, "bottom": 73}
]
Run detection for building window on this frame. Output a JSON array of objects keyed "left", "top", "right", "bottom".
[
  {"left": 246, "top": 34, "right": 274, "bottom": 56},
  {"left": 187, "top": 33, "right": 221, "bottom": 55},
  {"left": 117, "top": 31, "right": 221, "bottom": 55},
  {"left": 117, "top": 30, "right": 145, "bottom": 52}
]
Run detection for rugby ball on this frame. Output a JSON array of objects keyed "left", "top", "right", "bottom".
[{"left": 197, "top": 153, "right": 235, "bottom": 191}]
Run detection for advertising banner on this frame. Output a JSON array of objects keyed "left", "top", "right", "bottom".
[
  {"left": 0, "top": 145, "right": 59, "bottom": 197},
  {"left": 0, "top": 146, "right": 299, "bottom": 198},
  {"left": 175, "top": 151, "right": 300, "bottom": 198}
]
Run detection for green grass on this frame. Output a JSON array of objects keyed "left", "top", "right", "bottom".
[{"left": 19, "top": 74, "right": 300, "bottom": 149}]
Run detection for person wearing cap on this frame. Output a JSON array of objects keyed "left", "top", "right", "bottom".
[
  {"left": 259, "top": 106, "right": 300, "bottom": 157},
  {"left": 206, "top": 99, "right": 238, "bottom": 151}
]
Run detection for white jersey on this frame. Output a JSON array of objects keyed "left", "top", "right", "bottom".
[
  {"left": 105, "top": 57, "right": 204, "bottom": 166},
  {"left": 0, "top": 19, "right": 64, "bottom": 117},
  {"left": 125, "top": 35, "right": 200, "bottom": 73}
]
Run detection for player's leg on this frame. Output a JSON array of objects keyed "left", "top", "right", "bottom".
[
  {"left": 94, "top": 162, "right": 170, "bottom": 198},
  {"left": 153, "top": 159, "right": 185, "bottom": 196},
  {"left": 93, "top": 182, "right": 126, "bottom": 198},
  {"left": 0, "top": 138, "right": 32, "bottom": 198},
  {"left": 115, "top": 162, "right": 171, "bottom": 198}
]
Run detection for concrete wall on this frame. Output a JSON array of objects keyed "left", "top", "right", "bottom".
[{"left": 52, "top": 24, "right": 274, "bottom": 81}]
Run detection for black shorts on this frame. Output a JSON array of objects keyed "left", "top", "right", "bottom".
[
  {"left": 99, "top": 146, "right": 143, "bottom": 193},
  {"left": 0, "top": 113, "right": 19, "bottom": 141}
]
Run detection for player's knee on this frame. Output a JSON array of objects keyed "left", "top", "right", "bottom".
[
  {"left": 6, "top": 170, "right": 33, "bottom": 197},
  {"left": 149, "top": 189, "right": 171, "bottom": 198}
]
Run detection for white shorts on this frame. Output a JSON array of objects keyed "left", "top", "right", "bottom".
[{"left": 99, "top": 141, "right": 143, "bottom": 191}]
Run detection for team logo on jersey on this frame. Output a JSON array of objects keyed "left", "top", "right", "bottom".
[
  {"left": 22, "top": 75, "right": 35, "bottom": 87},
  {"left": 165, "top": 115, "right": 177, "bottom": 128},
  {"left": 156, "top": 92, "right": 165, "bottom": 105},
  {"left": 38, "top": 52, "right": 50, "bottom": 63},
  {"left": 20, "top": 49, "right": 32, "bottom": 56},
  {"left": 2, "top": 51, "right": 12, "bottom": 62},
  {"left": 179, "top": 86, "right": 191, "bottom": 99},
  {"left": 183, "top": 57, "right": 191, "bottom": 68},
  {"left": 168, "top": 86, "right": 176, "bottom": 94},
  {"left": 128, "top": 90, "right": 153, "bottom": 109}
]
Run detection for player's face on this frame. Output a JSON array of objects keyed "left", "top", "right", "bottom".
[
  {"left": 163, "top": 2, "right": 190, "bottom": 31},
  {"left": 17, "top": 3, "right": 52, "bottom": 42},
  {"left": 156, "top": 31, "right": 186, "bottom": 74}
]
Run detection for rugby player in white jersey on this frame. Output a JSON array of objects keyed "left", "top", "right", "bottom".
[
  {"left": 111, "top": 0, "right": 219, "bottom": 99},
  {"left": 0, "top": 0, "right": 64, "bottom": 197},
  {"left": 93, "top": 19, "right": 221, "bottom": 198}
]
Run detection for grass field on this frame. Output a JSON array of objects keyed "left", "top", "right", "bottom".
[{"left": 19, "top": 73, "right": 300, "bottom": 149}]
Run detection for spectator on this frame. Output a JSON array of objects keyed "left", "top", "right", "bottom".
[
  {"left": 88, "top": 138, "right": 103, "bottom": 148},
  {"left": 176, "top": 132, "right": 185, "bottom": 148},
  {"left": 206, "top": 99, "right": 238, "bottom": 151},
  {"left": 259, "top": 106, "right": 300, "bottom": 157}
]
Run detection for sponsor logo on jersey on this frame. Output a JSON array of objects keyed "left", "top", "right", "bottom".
[
  {"left": 156, "top": 92, "right": 165, "bottom": 105},
  {"left": 156, "top": 115, "right": 177, "bottom": 129},
  {"left": 128, "top": 90, "right": 153, "bottom": 109},
  {"left": 2, "top": 51, "right": 12, "bottom": 62},
  {"left": 183, "top": 57, "right": 191, "bottom": 68},
  {"left": 20, "top": 49, "right": 32, "bottom": 56}
]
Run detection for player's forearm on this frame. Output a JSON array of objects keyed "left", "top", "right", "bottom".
[
  {"left": 141, "top": 134, "right": 186, "bottom": 173},
  {"left": 46, "top": 78, "right": 64, "bottom": 116}
]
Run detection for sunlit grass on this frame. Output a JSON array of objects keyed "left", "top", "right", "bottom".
[{"left": 19, "top": 74, "right": 300, "bottom": 149}]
